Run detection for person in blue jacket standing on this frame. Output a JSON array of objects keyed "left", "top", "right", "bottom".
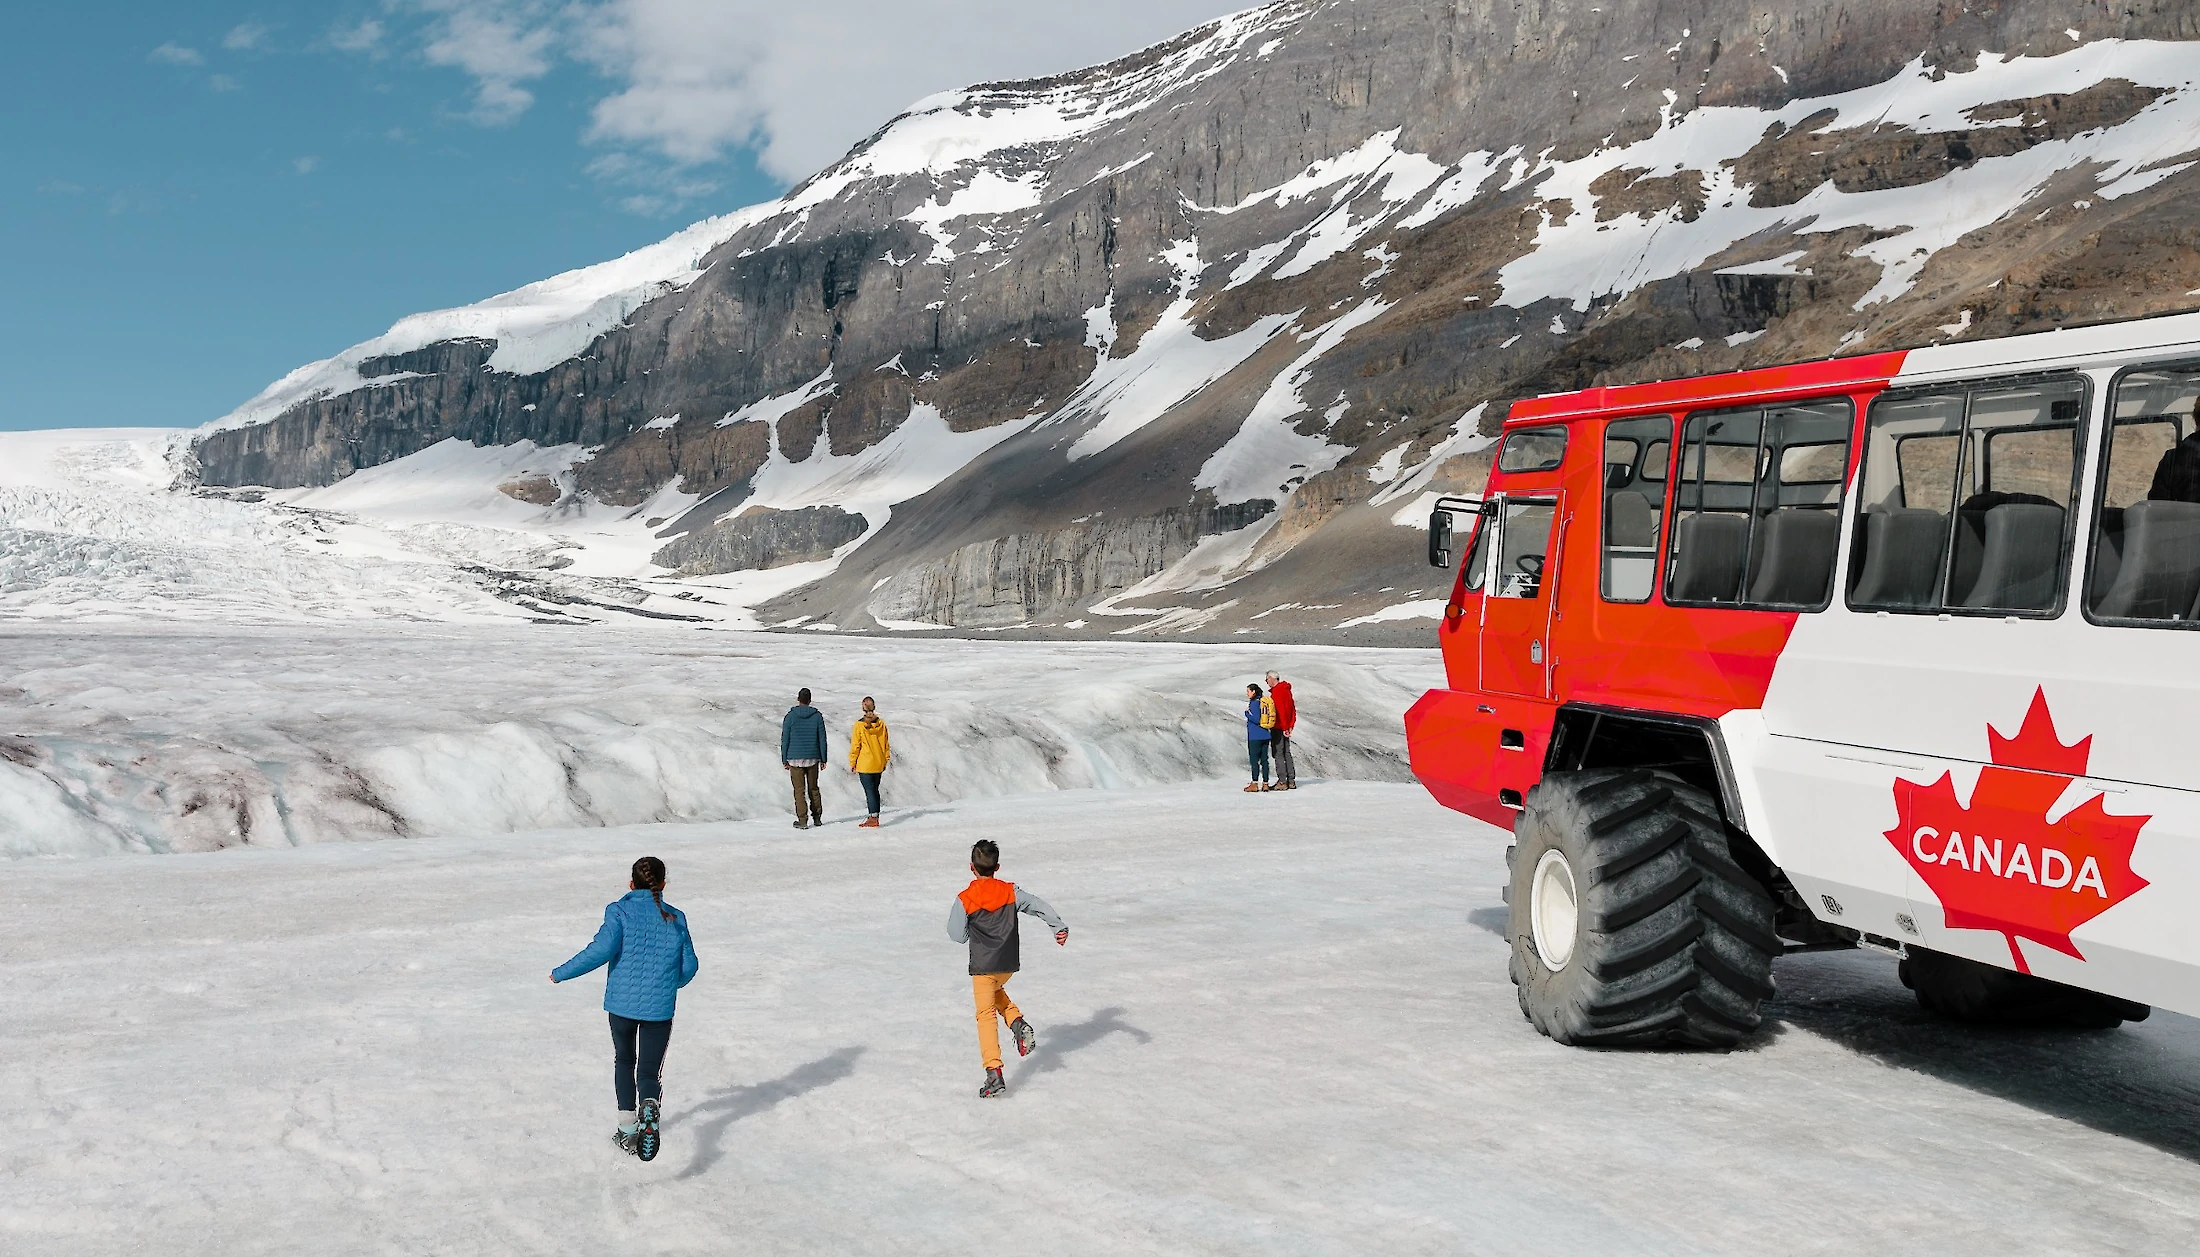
[
  {"left": 1243, "top": 682, "right": 1275, "bottom": 792},
  {"left": 551, "top": 855, "right": 699, "bottom": 1161},
  {"left": 781, "top": 687, "right": 830, "bottom": 829}
]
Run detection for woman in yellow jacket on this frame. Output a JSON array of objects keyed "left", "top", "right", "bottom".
[{"left": 848, "top": 696, "right": 892, "bottom": 827}]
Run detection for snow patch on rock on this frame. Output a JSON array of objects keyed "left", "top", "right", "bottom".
[{"left": 1497, "top": 41, "right": 2200, "bottom": 313}]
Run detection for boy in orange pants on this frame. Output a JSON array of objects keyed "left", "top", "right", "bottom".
[{"left": 946, "top": 839, "right": 1068, "bottom": 1097}]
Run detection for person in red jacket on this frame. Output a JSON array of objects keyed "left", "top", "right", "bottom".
[{"left": 1265, "top": 670, "right": 1298, "bottom": 790}]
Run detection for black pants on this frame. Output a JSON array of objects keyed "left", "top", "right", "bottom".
[
  {"left": 859, "top": 771, "right": 883, "bottom": 816},
  {"left": 609, "top": 1013, "right": 673, "bottom": 1111},
  {"left": 1272, "top": 730, "right": 1297, "bottom": 785}
]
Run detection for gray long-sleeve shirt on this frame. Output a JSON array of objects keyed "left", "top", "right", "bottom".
[{"left": 948, "top": 879, "right": 1065, "bottom": 974}]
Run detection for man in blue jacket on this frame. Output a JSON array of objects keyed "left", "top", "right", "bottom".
[{"left": 781, "top": 687, "right": 829, "bottom": 828}]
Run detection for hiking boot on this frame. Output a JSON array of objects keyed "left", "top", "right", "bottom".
[
  {"left": 978, "top": 1068, "right": 1006, "bottom": 1098},
  {"left": 793, "top": 819, "right": 809, "bottom": 829},
  {"left": 636, "top": 1097, "right": 661, "bottom": 1162},
  {"left": 1242, "top": 783, "right": 1262, "bottom": 793},
  {"left": 614, "top": 1111, "right": 641, "bottom": 1156},
  {"left": 858, "top": 816, "right": 880, "bottom": 828},
  {"left": 1009, "top": 1017, "right": 1036, "bottom": 1057}
]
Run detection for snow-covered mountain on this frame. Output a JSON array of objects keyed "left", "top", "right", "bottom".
[{"left": 173, "top": 0, "right": 2200, "bottom": 639}]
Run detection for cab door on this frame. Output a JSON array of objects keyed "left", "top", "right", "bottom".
[{"left": 1480, "top": 494, "right": 1562, "bottom": 698}]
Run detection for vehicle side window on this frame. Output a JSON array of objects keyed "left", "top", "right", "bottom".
[
  {"left": 1461, "top": 510, "right": 1493, "bottom": 593},
  {"left": 1665, "top": 399, "right": 1852, "bottom": 609},
  {"left": 1491, "top": 499, "right": 1556, "bottom": 599},
  {"left": 1498, "top": 426, "right": 1568, "bottom": 473},
  {"left": 2087, "top": 364, "right": 2200, "bottom": 626},
  {"left": 1848, "top": 375, "right": 2087, "bottom": 616},
  {"left": 1602, "top": 415, "right": 1672, "bottom": 603}
]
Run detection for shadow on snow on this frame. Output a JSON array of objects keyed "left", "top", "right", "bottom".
[
  {"left": 1767, "top": 951, "right": 2200, "bottom": 1163},
  {"left": 670, "top": 1046, "right": 866, "bottom": 1179},
  {"left": 1010, "top": 1006, "right": 1151, "bottom": 1088},
  {"left": 1467, "top": 902, "right": 2200, "bottom": 1159}
]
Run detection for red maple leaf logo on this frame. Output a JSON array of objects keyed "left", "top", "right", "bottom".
[{"left": 1884, "top": 688, "right": 2150, "bottom": 973}]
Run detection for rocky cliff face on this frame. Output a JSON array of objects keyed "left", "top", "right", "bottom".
[
  {"left": 654, "top": 505, "right": 868, "bottom": 575},
  {"left": 193, "top": 0, "right": 2200, "bottom": 643}
]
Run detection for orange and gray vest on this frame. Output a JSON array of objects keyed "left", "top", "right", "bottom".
[{"left": 948, "top": 877, "right": 1066, "bottom": 975}]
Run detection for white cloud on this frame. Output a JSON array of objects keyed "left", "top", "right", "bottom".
[
  {"left": 328, "top": 19, "right": 385, "bottom": 53},
  {"left": 224, "top": 22, "right": 273, "bottom": 51},
  {"left": 149, "top": 42, "right": 203, "bottom": 66},
  {"left": 294, "top": 156, "right": 321, "bottom": 175},
  {"left": 209, "top": 74, "right": 242, "bottom": 93},
  {"left": 580, "top": 1, "right": 1252, "bottom": 179},
  {"left": 414, "top": 1, "right": 560, "bottom": 125},
  {"left": 395, "top": 0, "right": 1247, "bottom": 180}
]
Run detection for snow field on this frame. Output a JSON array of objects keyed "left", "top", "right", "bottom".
[
  {"left": 0, "top": 627, "right": 1428, "bottom": 858},
  {"left": 0, "top": 431, "right": 640, "bottom": 626},
  {"left": 6, "top": 782, "right": 2199, "bottom": 1254}
]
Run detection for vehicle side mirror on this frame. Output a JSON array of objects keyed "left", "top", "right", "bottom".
[{"left": 1426, "top": 496, "right": 1485, "bottom": 570}]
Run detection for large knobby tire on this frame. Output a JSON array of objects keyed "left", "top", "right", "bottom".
[
  {"left": 1899, "top": 948, "right": 2150, "bottom": 1029},
  {"left": 1505, "top": 768, "right": 1779, "bottom": 1047}
]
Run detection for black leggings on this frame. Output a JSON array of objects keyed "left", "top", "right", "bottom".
[
  {"left": 859, "top": 771, "right": 883, "bottom": 816},
  {"left": 609, "top": 1013, "right": 673, "bottom": 1111}
]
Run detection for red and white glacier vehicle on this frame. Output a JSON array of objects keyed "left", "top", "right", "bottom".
[{"left": 1407, "top": 311, "right": 2200, "bottom": 1047}]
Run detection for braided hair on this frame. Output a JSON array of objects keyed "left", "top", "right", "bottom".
[{"left": 631, "top": 855, "right": 673, "bottom": 922}]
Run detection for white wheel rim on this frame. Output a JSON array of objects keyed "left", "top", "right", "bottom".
[{"left": 1530, "top": 848, "right": 1580, "bottom": 972}]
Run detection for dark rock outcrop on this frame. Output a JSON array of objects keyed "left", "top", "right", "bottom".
[
  {"left": 654, "top": 506, "right": 870, "bottom": 575},
  {"left": 868, "top": 499, "right": 1274, "bottom": 627}
]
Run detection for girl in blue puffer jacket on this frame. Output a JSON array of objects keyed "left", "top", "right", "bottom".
[{"left": 551, "top": 856, "right": 699, "bottom": 1161}]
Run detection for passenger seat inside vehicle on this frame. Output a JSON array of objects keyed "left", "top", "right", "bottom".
[
  {"left": 1959, "top": 502, "right": 2066, "bottom": 611},
  {"left": 1850, "top": 506, "right": 1946, "bottom": 608},
  {"left": 2089, "top": 506, "right": 2126, "bottom": 606},
  {"left": 1950, "top": 492, "right": 2062, "bottom": 608},
  {"left": 1668, "top": 512, "right": 1750, "bottom": 602},
  {"left": 1607, "top": 489, "right": 1659, "bottom": 548},
  {"left": 1746, "top": 510, "right": 1839, "bottom": 605},
  {"left": 2093, "top": 498, "right": 2200, "bottom": 620}
]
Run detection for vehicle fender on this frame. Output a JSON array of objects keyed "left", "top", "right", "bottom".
[
  {"left": 1407, "top": 689, "right": 1558, "bottom": 829},
  {"left": 1715, "top": 709, "right": 1779, "bottom": 865}
]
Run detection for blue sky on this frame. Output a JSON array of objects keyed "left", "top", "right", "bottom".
[{"left": 0, "top": 1, "right": 1239, "bottom": 432}]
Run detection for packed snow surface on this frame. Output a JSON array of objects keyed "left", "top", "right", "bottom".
[
  {"left": 0, "top": 430, "right": 565, "bottom": 624},
  {"left": 7, "top": 781, "right": 2200, "bottom": 1254},
  {"left": 0, "top": 626, "right": 1426, "bottom": 858},
  {"left": 0, "top": 429, "right": 761, "bottom": 625}
]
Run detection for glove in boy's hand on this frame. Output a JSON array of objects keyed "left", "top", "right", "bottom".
[{"left": 1055, "top": 928, "right": 1069, "bottom": 946}]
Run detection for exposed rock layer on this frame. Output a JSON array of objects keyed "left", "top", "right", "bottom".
[
  {"left": 654, "top": 506, "right": 870, "bottom": 575},
  {"left": 869, "top": 500, "right": 1274, "bottom": 627}
]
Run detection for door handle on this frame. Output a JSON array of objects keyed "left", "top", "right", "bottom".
[{"left": 1529, "top": 641, "right": 1544, "bottom": 664}]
